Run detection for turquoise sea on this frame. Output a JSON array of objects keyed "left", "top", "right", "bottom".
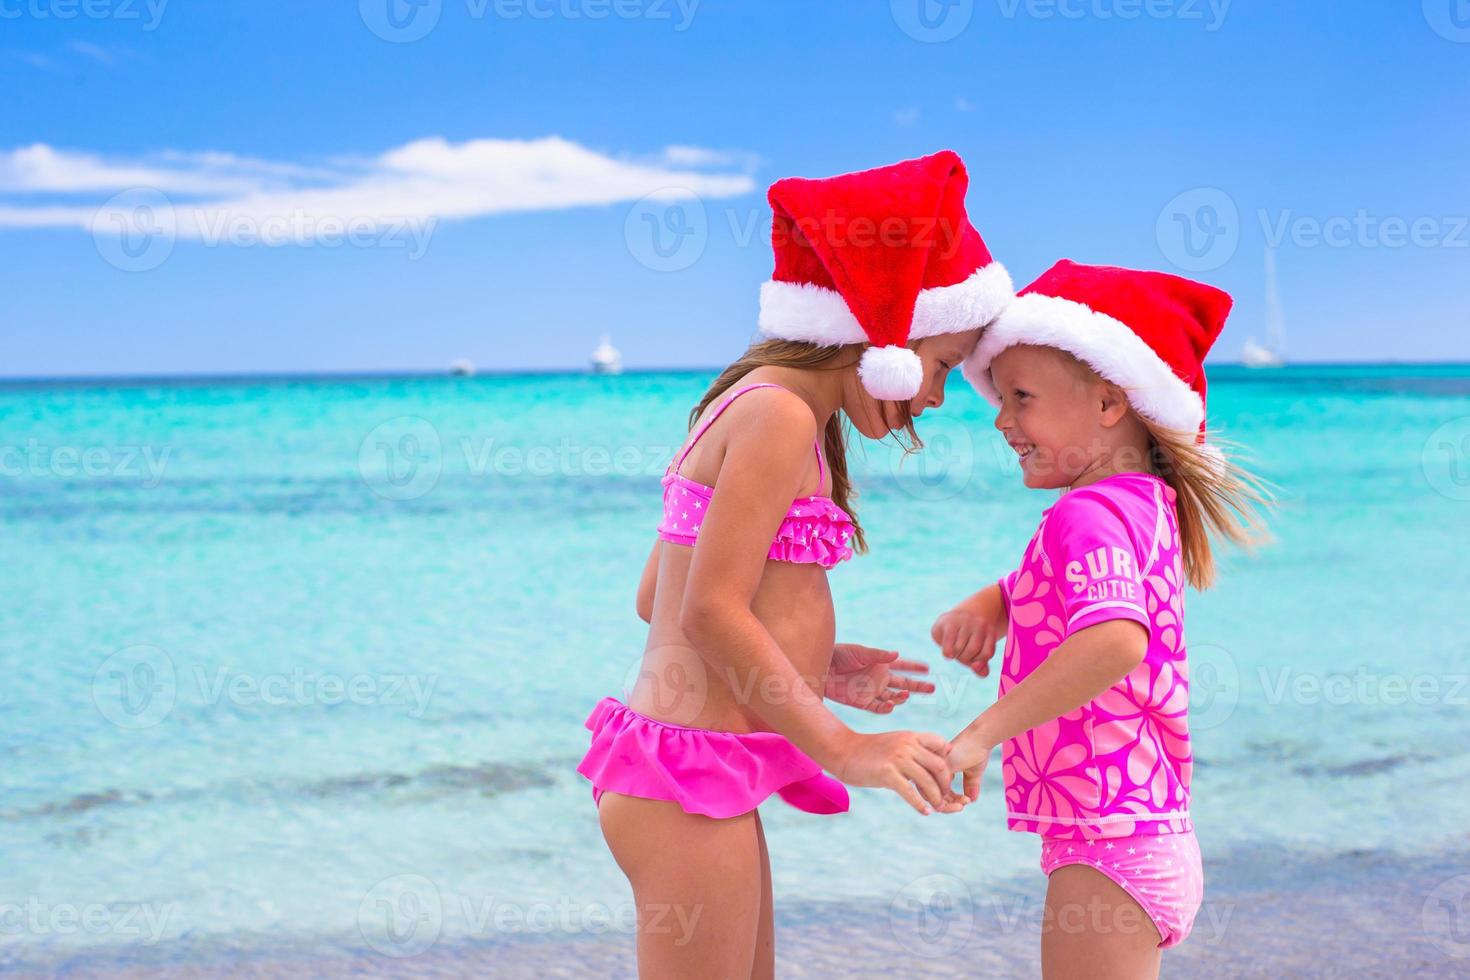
[{"left": 3, "top": 364, "right": 1470, "bottom": 977}]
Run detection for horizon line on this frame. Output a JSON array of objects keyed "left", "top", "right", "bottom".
[{"left": 3, "top": 358, "right": 1470, "bottom": 387}]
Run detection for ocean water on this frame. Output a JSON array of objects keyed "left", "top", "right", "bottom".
[{"left": 2, "top": 365, "right": 1469, "bottom": 974}]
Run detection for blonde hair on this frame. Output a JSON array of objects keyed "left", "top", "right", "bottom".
[
  {"left": 1049, "top": 347, "right": 1272, "bottom": 590},
  {"left": 1137, "top": 418, "right": 1272, "bottom": 590},
  {"left": 688, "top": 339, "right": 923, "bottom": 555}
]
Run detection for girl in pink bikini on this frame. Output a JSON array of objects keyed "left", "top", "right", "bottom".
[
  {"left": 579, "top": 151, "right": 1013, "bottom": 978},
  {"left": 935, "top": 260, "right": 1269, "bottom": 978}
]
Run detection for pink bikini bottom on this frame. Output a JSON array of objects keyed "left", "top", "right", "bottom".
[
  {"left": 577, "top": 697, "right": 849, "bottom": 820},
  {"left": 1040, "top": 830, "right": 1203, "bottom": 948}
]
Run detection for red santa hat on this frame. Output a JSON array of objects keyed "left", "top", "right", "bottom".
[
  {"left": 757, "top": 150, "right": 1012, "bottom": 401},
  {"left": 963, "top": 260, "right": 1231, "bottom": 440}
]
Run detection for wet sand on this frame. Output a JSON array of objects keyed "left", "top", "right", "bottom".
[{"left": 10, "top": 844, "right": 1470, "bottom": 978}]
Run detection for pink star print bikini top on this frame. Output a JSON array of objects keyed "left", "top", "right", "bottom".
[{"left": 657, "top": 383, "right": 855, "bottom": 569}]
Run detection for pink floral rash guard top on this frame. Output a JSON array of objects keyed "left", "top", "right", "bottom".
[{"left": 998, "top": 472, "right": 1192, "bottom": 841}]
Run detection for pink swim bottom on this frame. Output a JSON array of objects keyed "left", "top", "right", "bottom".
[
  {"left": 576, "top": 697, "right": 849, "bottom": 820},
  {"left": 1040, "top": 831, "right": 1203, "bottom": 949}
]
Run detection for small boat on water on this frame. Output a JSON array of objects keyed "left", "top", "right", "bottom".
[
  {"left": 1243, "top": 247, "right": 1288, "bottom": 369},
  {"left": 449, "top": 358, "right": 476, "bottom": 376},
  {"left": 590, "top": 335, "right": 623, "bottom": 375},
  {"left": 1241, "top": 339, "right": 1284, "bottom": 369}
]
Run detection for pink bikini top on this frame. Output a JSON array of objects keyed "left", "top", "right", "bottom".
[{"left": 658, "top": 384, "right": 855, "bottom": 569}]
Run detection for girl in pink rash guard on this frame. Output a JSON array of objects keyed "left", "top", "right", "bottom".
[{"left": 933, "top": 261, "right": 1269, "bottom": 978}]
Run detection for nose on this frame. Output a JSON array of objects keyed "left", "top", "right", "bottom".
[{"left": 993, "top": 406, "right": 1008, "bottom": 432}]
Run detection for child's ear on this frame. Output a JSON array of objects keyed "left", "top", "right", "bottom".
[{"left": 1097, "top": 381, "right": 1132, "bottom": 428}]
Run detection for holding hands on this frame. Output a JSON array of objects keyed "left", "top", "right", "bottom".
[
  {"left": 825, "top": 590, "right": 1006, "bottom": 813},
  {"left": 931, "top": 584, "right": 1009, "bottom": 806},
  {"left": 829, "top": 586, "right": 1007, "bottom": 813}
]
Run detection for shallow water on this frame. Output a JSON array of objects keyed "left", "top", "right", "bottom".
[{"left": 2, "top": 365, "right": 1468, "bottom": 972}]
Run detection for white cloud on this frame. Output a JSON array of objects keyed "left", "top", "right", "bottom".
[
  {"left": 893, "top": 108, "right": 921, "bottom": 127},
  {"left": 0, "top": 136, "right": 758, "bottom": 242},
  {"left": 65, "top": 40, "right": 118, "bottom": 65},
  {"left": 0, "top": 143, "right": 271, "bottom": 195},
  {"left": 956, "top": 97, "right": 977, "bottom": 113}
]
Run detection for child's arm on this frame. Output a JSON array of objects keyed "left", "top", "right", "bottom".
[
  {"left": 635, "top": 540, "right": 660, "bottom": 623},
  {"left": 679, "top": 391, "right": 955, "bottom": 814},
  {"left": 948, "top": 619, "right": 1147, "bottom": 800},
  {"left": 930, "top": 582, "right": 1007, "bottom": 677}
]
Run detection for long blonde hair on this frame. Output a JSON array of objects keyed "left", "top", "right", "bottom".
[
  {"left": 1051, "top": 349, "right": 1271, "bottom": 590},
  {"left": 687, "top": 339, "right": 922, "bottom": 555},
  {"left": 1138, "top": 418, "right": 1272, "bottom": 590}
]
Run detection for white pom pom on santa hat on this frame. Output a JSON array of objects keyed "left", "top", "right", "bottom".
[
  {"left": 858, "top": 344, "right": 925, "bottom": 401},
  {"left": 754, "top": 151, "right": 1013, "bottom": 403}
]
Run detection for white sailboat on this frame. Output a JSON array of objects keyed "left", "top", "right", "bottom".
[
  {"left": 1242, "top": 248, "right": 1287, "bottom": 369},
  {"left": 590, "top": 335, "right": 623, "bottom": 375}
]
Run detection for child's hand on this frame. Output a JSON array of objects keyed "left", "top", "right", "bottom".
[
  {"left": 946, "top": 728, "right": 997, "bottom": 805},
  {"left": 931, "top": 605, "right": 1002, "bottom": 677},
  {"left": 826, "top": 643, "right": 936, "bottom": 714},
  {"left": 829, "top": 730, "right": 955, "bottom": 815}
]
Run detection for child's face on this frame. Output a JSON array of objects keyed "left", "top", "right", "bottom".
[
  {"left": 846, "top": 328, "right": 985, "bottom": 439},
  {"left": 989, "top": 344, "right": 1117, "bottom": 489}
]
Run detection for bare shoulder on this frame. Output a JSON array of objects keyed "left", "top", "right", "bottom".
[{"left": 720, "top": 384, "right": 820, "bottom": 455}]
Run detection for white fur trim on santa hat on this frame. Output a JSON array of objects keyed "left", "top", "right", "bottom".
[
  {"left": 757, "top": 263, "right": 1013, "bottom": 347},
  {"left": 963, "top": 292, "right": 1206, "bottom": 433},
  {"left": 858, "top": 345, "right": 924, "bottom": 400}
]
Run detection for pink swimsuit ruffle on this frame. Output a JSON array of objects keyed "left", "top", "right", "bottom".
[
  {"left": 655, "top": 383, "right": 855, "bottom": 570},
  {"left": 766, "top": 495, "right": 855, "bottom": 567},
  {"left": 577, "top": 697, "right": 850, "bottom": 819},
  {"left": 660, "top": 476, "right": 855, "bottom": 570}
]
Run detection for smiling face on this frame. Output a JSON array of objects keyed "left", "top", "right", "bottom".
[
  {"left": 989, "top": 343, "right": 1149, "bottom": 489},
  {"left": 844, "top": 328, "right": 986, "bottom": 439}
]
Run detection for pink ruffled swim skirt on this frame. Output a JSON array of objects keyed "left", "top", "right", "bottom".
[{"left": 576, "top": 697, "right": 849, "bottom": 819}]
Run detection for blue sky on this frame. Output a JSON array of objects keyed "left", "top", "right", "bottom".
[{"left": 3, "top": 0, "right": 1468, "bottom": 377}]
